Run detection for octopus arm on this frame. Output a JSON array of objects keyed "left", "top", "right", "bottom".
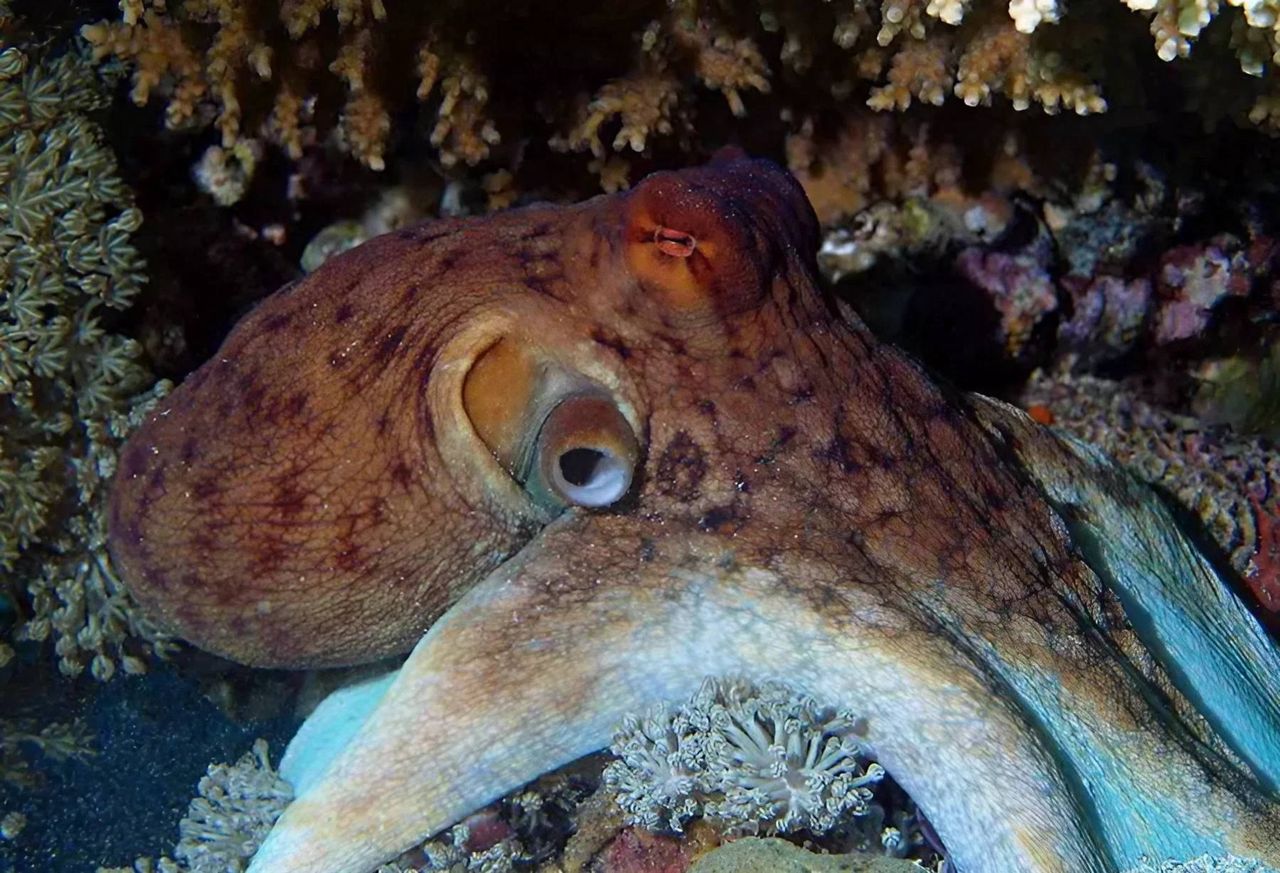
[
  {"left": 247, "top": 514, "right": 1104, "bottom": 873},
  {"left": 969, "top": 396, "right": 1280, "bottom": 866}
]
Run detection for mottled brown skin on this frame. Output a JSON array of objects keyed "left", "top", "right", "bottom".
[
  {"left": 111, "top": 155, "right": 1280, "bottom": 873},
  {"left": 109, "top": 218, "right": 544, "bottom": 666},
  {"left": 109, "top": 154, "right": 1084, "bottom": 669}
]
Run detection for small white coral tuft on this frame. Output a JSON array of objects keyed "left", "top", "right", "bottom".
[
  {"left": 604, "top": 678, "right": 885, "bottom": 836},
  {"left": 1008, "top": 0, "right": 1062, "bottom": 33}
]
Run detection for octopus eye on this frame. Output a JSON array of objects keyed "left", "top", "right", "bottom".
[
  {"left": 532, "top": 394, "right": 638, "bottom": 508},
  {"left": 462, "top": 336, "right": 638, "bottom": 511}
]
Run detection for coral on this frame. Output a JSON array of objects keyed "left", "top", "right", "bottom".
[
  {"left": 561, "top": 781, "right": 633, "bottom": 872},
  {"left": 374, "top": 772, "right": 593, "bottom": 872},
  {"left": 1044, "top": 158, "right": 1174, "bottom": 282},
  {"left": 0, "top": 33, "right": 175, "bottom": 680},
  {"left": 954, "top": 231, "right": 1057, "bottom": 360},
  {"left": 551, "top": 67, "right": 682, "bottom": 186},
  {"left": 174, "top": 739, "right": 292, "bottom": 872},
  {"left": 0, "top": 716, "right": 96, "bottom": 789},
  {"left": 1020, "top": 372, "right": 1280, "bottom": 621},
  {"left": 100, "top": 739, "right": 292, "bottom": 873},
  {"left": 1192, "top": 343, "right": 1280, "bottom": 440},
  {"left": 1057, "top": 275, "right": 1153, "bottom": 369},
  {"left": 808, "top": 130, "right": 1270, "bottom": 380},
  {"left": 796, "top": 113, "right": 1024, "bottom": 278},
  {"left": 299, "top": 185, "right": 429, "bottom": 273},
  {"left": 597, "top": 826, "right": 696, "bottom": 873},
  {"left": 0, "top": 810, "right": 25, "bottom": 840},
  {"left": 80, "top": 0, "right": 1280, "bottom": 182},
  {"left": 685, "top": 837, "right": 930, "bottom": 873},
  {"left": 394, "top": 820, "right": 528, "bottom": 873},
  {"left": 604, "top": 678, "right": 886, "bottom": 837},
  {"left": 1153, "top": 236, "right": 1264, "bottom": 345},
  {"left": 299, "top": 219, "right": 366, "bottom": 273},
  {"left": 192, "top": 140, "right": 264, "bottom": 207},
  {"left": 98, "top": 860, "right": 181, "bottom": 873}
]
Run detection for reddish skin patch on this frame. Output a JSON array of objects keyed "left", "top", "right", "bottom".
[
  {"left": 602, "top": 828, "right": 692, "bottom": 873},
  {"left": 191, "top": 477, "right": 220, "bottom": 501},
  {"left": 283, "top": 391, "right": 309, "bottom": 418},
  {"left": 333, "top": 542, "right": 364, "bottom": 573},
  {"left": 1026, "top": 404, "right": 1055, "bottom": 426},
  {"left": 1247, "top": 494, "right": 1280, "bottom": 619},
  {"left": 261, "top": 312, "right": 293, "bottom": 333},
  {"left": 390, "top": 461, "right": 413, "bottom": 489}
]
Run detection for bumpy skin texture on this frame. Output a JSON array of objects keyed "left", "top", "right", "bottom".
[{"left": 109, "top": 155, "right": 1280, "bottom": 873}]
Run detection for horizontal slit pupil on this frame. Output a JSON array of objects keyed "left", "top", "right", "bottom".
[
  {"left": 654, "top": 226, "right": 697, "bottom": 257},
  {"left": 560, "top": 448, "right": 604, "bottom": 487}
]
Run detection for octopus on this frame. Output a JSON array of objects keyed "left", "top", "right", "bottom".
[{"left": 107, "top": 152, "right": 1280, "bottom": 873}]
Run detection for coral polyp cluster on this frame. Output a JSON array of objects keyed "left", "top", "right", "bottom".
[
  {"left": 0, "top": 34, "right": 174, "bottom": 680},
  {"left": 604, "top": 678, "right": 886, "bottom": 837},
  {"left": 99, "top": 739, "right": 292, "bottom": 873}
]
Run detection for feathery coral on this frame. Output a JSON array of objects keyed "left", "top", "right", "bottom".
[
  {"left": 0, "top": 717, "right": 96, "bottom": 789},
  {"left": 0, "top": 36, "right": 172, "bottom": 679}
]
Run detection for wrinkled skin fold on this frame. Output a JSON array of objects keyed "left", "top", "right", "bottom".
[{"left": 108, "top": 154, "right": 1280, "bottom": 873}]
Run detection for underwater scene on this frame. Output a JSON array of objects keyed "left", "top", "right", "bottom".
[{"left": 2, "top": 0, "right": 1280, "bottom": 871}]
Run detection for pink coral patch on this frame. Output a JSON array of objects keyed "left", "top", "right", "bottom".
[{"left": 602, "top": 827, "right": 694, "bottom": 873}]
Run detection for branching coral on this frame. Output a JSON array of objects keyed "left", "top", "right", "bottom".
[
  {"left": 791, "top": 109, "right": 1032, "bottom": 276},
  {"left": 0, "top": 36, "right": 174, "bottom": 679},
  {"left": 81, "top": 0, "right": 1280, "bottom": 187},
  {"left": 604, "top": 678, "right": 886, "bottom": 837}
]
